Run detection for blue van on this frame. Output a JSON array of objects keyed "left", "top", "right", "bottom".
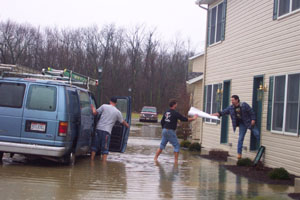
[{"left": 0, "top": 77, "right": 131, "bottom": 164}]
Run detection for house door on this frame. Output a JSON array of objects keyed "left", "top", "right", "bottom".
[
  {"left": 251, "top": 76, "right": 263, "bottom": 150},
  {"left": 220, "top": 80, "right": 231, "bottom": 143}
]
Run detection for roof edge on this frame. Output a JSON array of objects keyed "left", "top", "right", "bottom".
[
  {"left": 188, "top": 52, "right": 205, "bottom": 60},
  {"left": 186, "top": 75, "right": 203, "bottom": 85}
]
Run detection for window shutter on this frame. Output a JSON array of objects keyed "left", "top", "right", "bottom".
[
  {"left": 273, "top": 0, "right": 278, "bottom": 20},
  {"left": 203, "top": 85, "right": 207, "bottom": 111},
  {"left": 267, "top": 76, "right": 274, "bottom": 130},
  {"left": 207, "top": 9, "right": 211, "bottom": 46},
  {"left": 221, "top": 0, "right": 227, "bottom": 41}
]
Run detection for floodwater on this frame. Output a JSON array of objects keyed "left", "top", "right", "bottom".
[{"left": 0, "top": 120, "right": 295, "bottom": 200}]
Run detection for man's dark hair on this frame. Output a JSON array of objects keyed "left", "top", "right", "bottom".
[
  {"left": 110, "top": 97, "right": 117, "bottom": 104},
  {"left": 169, "top": 99, "right": 177, "bottom": 107},
  {"left": 231, "top": 95, "right": 240, "bottom": 102}
]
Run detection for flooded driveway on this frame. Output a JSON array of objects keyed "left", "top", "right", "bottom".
[{"left": 0, "top": 120, "right": 294, "bottom": 200}]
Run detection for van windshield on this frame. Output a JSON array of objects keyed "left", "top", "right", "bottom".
[
  {"left": 0, "top": 82, "right": 25, "bottom": 108},
  {"left": 26, "top": 84, "right": 57, "bottom": 111}
]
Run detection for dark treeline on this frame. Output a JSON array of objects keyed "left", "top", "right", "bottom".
[{"left": 0, "top": 20, "right": 196, "bottom": 113}]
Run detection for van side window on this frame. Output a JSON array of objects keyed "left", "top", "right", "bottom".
[
  {"left": 26, "top": 85, "right": 57, "bottom": 111},
  {"left": 0, "top": 82, "right": 25, "bottom": 108},
  {"left": 66, "top": 87, "right": 80, "bottom": 114},
  {"left": 78, "top": 90, "right": 92, "bottom": 115}
]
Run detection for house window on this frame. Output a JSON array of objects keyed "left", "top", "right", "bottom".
[
  {"left": 205, "top": 84, "right": 219, "bottom": 123},
  {"left": 271, "top": 74, "right": 300, "bottom": 135},
  {"left": 208, "top": 1, "right": 226, "bottom": 45},
  {"left": 278, "top": 0, "right": 300, "bottom": 17}
]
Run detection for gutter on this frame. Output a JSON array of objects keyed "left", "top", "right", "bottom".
[
  {"left": 195, "top": 0, "right": 209, "bottom": 146},
  {"left": 195, "top": 0, "right": 208, "bottom": 10}
]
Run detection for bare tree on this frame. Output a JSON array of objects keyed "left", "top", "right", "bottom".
[{"left": 0, "top": 19, "right": 197, "bottom": 113}]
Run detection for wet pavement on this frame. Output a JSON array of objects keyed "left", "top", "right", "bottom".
[{"left": 0, "top": 120, "right": 295, "bottom": 200}]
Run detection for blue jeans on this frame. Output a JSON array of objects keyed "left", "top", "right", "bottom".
[
  {"left": 159, "top": 129, "right": 180, "bottom": 153},
  {"left": 91, "top": 130, "right": 111, "bottom": 154},
  {"left": 238, "top": 123, "right": 260, "bottom": 154}
]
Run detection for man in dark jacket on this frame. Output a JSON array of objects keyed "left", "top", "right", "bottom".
[
  {"left": 212, "top": 95, "right": 260, "bottom": 159},
  {"left": 154, "top": 99, "right": 198, "bottom": 163}
]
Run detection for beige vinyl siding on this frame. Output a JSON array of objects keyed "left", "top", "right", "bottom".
[
  {"left": 192, "top": 55, "right": 205, "bottom": 72},
  {"left": 191, "top": 81, "right": 203, "bottom": 140},
  {"left": 189, "top": 55, "right": 205, "bottom": 141},
  {"left": 202, "top": 0, "right": 300, "bottom": 175}
]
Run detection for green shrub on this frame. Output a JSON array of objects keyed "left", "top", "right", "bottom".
[
  {"left": 268, "top": 168, "right": 290, "bottom": 180},
  {"left": 180, "top": 140, "right": 191, "bottom": 148},
  {"left": 237, "top": 158, "right": 253, "bottom": 167},
  {"left": 188, "top": 142, "right": 201, "bottom": 151}
]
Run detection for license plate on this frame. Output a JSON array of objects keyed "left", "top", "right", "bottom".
[{"left": 30, "top": 122, "right": 46, "bottom": 132}]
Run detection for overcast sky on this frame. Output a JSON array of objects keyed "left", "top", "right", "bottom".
[{"left": 0, "top": 0, "right": 207, "bottom": 52}]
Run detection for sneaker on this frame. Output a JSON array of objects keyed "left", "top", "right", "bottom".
[{"left": 237, "top": 154, "right": 242, "bottom": 159}]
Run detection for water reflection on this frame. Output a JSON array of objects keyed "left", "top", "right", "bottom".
[
  {"left": 0, "top": 121, "right": 295, "bottom": 200},
  {"left": 155, "top": 161, "right": 179, "bottom": 199}
]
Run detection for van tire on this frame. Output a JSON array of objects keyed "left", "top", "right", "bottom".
[
  {"left": 0, "top": 152, "right": 3, "bottom": 162},
  {"left": 64, "top": 152, "right": 76, "bottom": 166}
]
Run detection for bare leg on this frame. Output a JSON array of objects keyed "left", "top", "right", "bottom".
[
  {"left": 174, "top": 152, "right": 179, "bottom": 164},
  {"left": 237, "top": 154, "right": 242, "bottom": 159},
  {"left": 102, "top": 154, "right": 108, "bottom": 162},
  {"left": 154, "top": 148, "right": 162, "bottom": 161},
  {"left": 91, "top": 151, "right": 96, "bottom": 160}
]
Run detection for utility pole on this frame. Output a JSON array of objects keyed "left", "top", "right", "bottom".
[{"left": 98, "top": 66, "right": 102, "bottom": 105}]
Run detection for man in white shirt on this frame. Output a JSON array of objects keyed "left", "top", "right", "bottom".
[{"left": 91, "top": 97, "right": 129, "bottom": 162}]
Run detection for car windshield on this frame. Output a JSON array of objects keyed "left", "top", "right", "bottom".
[{"left": 142, "top": 107, "right": 156, "bottom": 113}]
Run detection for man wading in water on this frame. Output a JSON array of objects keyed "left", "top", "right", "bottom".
[
  {"left": 154, "top": 99, "right": 198, "bottom": 164},
  {"left": 91, "top": 97, "right": 129, "bottom": 162}
]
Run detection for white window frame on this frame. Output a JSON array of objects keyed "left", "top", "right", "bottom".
[
  {"left": 205, "top": 84, "right": 219, "bottom": 124},
  {"left": 271, "top": 73, "right": 300, "bottom": 136},
  {"left": 278, "top": 0, "right": 300, "bottom": 18},
  {"left": 208, "top": 2, "right": 224, "bottom": 46}
]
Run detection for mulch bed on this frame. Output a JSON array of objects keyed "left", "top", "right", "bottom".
[
  {"left": 223, "top": 164, "right": 295, "bottom": 186},
  {"left": 199, "top": 150, "right": 229, "bottom": 162},
  {"left": 199, "top": 150, "right": 300, "bottom": 199},
  {"left": 289, "top": 193, "right": 300, "bottom": 200}
]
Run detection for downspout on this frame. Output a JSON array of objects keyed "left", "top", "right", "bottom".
[{"left": 196, "top": 2, "right": 208, "bottom": 146}]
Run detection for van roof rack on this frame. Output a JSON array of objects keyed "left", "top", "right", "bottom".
[{"left": 0, "top": 64, "right": 98, "bottom": 89}]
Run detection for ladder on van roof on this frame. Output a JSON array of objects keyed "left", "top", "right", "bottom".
[{"left": 0, "top": 64, "right": 98, "bottom": 89}]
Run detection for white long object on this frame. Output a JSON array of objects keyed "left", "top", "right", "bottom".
[{"left": 188, "top": 107, "right": 220, "bottom": 120}]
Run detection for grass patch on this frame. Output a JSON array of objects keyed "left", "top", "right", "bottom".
[
  {"left": 135, "top": 123, "right": 143, "bottom": 127},
  {"left": 131, "top": 112, "right": 140, "bottom": 119},
  {"left": 131, "top": 112, "right": 163, "bottom": 120}
]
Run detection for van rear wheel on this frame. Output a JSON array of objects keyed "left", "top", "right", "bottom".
[
  {"left": 64, "top": 152, "right": 76, "bottom": 166},
  {"left": 0, "top": 152, "right": 3, "bottom": 163}
]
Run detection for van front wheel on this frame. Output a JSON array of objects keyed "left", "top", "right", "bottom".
[{"left": 0, "top": 152, "right": 3, "bottom": 163}]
